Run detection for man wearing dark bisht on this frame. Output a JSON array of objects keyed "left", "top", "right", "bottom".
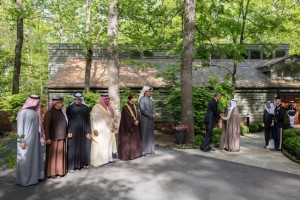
[
  {"left": 139, "top": 86, "right": 155, "bottom": 156},
  {"left": 44, "top": 98, "right": 68, "bottom": 179},
  {"left": 16, "top": 95, "right": 45, "bottom": 186},
  {"left": 66, "top": 93, "right": 91, "bottom": 172},
  {"left": 118, "top": 94, "right": 142, "bottom": 161},
  {"left": 200, "top": 92, "right": 222, "bottom": 152},
  {"left": 263, "top": 101, "right": 275, "bottom": 148}
]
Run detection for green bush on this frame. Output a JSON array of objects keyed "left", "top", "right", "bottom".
[
  {"left": 212, "top": 128, "right": 222, "bottom": 146},
  {"left": 283, "top": 129, "right": 300, "bottom": 160},
  {"left": 240, "top": 124, "right": 249, "bottom": 135},
  {"left": 257, "top": 123, "right": 264, "bottom": 131},
  {"left": 194, "top": 134, "right": 204, "bottom": 146},
  {"left": 0, "top": 94, "right": 29, "bottom": 123},
  {"left": 162, "top": 76, "right": 233, "bottom": 135},
  {"left": 249, "top": 123, "right": 259, "bottom": 132}
]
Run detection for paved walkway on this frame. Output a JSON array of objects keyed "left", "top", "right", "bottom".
[
  {"left": 175, "top": 131, "right": 300, "bottom": 175},
  {"left": 0, "top": 131, "right": 299, "bottom": 200}
]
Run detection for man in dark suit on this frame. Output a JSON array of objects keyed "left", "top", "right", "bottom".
[
  {"left": 272, "top": 95, "right": 286, "bottom": 151},
  {"left": 200, "top": 92, "right": 222, "bottom": 152}
]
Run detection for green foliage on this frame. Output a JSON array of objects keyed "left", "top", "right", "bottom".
[
  {"left": 194, "top": 134, "right": 204, "bottom": 146},
  {"left": 240, "top": 124, "right": 249, "bottom": 136},
  {"left": 0, "top": 133, "right": 19, "bottom": 169},
  {"left": 0, "top": 94, "right": 28, "bottom": 123},
  {"left": 155, "top": 63, "right": 181, "bottom": 86},
  {"left": 212, "top": 128, "right": 222, "bottom": 147},
  {"left": 283, "top": 129, "right": 300, "bottom": 160},
  {"left": 163, "top": 76, "right": 233, "bottom": 134},
  {"left": 120, "top": 88, "right": 134, "bottom": 107},
  {"left": 248, "top": 122, "right": 264, "bottom": 133},
  {"left": 249, "top": 123, "right": 260, "bottom": 133}
]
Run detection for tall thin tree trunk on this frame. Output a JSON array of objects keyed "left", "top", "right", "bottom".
[
  {"left": 12, "top": 0, "right": 23, "bottom": 94},
  {"left": 108, "top": 0, "right": 120, "bottom": 126},
  {"left": 181, "top": 0, "right": 195, "bottom": 143},
  {"left": 84, "top": 0, "right": 92, "bottom": 92}
]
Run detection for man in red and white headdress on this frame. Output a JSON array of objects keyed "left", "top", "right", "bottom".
[
  {"left": 16, "top": 95, "right": 45, "bottom": 186},
  {"left": 90, "top": 93, "right": 117, "bottom": 167}
]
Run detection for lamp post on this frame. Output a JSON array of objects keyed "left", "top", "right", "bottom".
[{"left": 246, "top": 113, "right": 251, "bottom": 127}]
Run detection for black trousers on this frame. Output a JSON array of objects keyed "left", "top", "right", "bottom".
[
  {"left": 264, "top": 127, "right": 273, "bottom": 146},
  {"left": 201, "top": 123, "right": 213, "bottom": 150}
]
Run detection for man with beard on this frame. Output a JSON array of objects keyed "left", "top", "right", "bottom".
[{"left": 66, "top": 93, "right": 91, "bottom": 172}]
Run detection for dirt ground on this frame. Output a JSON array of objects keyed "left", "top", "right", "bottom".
[{"left": 155, "top": 132, "right": 177, "bottom": 147}]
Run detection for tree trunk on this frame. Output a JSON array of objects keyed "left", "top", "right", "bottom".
[
  {"left": 12, "top": 0, "right": 23, "bottom": 94},
  {"left": 84, "top": 0, "right": 92, "bottom": 92},
  {"left": 108, "top": 0, "right": 120, "bottom": 127},
  {"left": 181, "top": 0, "right": 195, "bottom": 143},
  {"left": 84, "top": 46, "right": 93, "bottom": 92}
]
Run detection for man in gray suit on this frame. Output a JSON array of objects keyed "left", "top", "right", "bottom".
[{"left": 200, "top": 92, "right": 222, "bottom": 152}]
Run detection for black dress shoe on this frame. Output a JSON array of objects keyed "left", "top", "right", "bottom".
[
  {"left": 200, "top": 148, "right": 210, "bottom": 152},
  {"left": 210, "top": 148, "right": 216, "bottom": 151}
]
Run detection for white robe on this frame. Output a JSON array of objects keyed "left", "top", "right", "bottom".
[
  {"left": 16, "top": 109, "right": 44, "bottom": 186},
  {"left": 90, "top": 104, "right": 117, "bottom": 167}
]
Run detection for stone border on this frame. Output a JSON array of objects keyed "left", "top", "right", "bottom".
[{"left": 282, "top": 148, "right": 300, "bottom": 164}]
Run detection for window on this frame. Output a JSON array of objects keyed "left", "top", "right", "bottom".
[
  {"left": 143, "top": 50, "right": 153, "bottom": 58},
  {"left": 275, "top": 50, "right": 286, "bottom": 58},
  {"left": 131, "top": 51, "right": 141, "bottom": 58},
  {"left": 263, "top": 51, "right": 273, "bottom": 59},
  {"left": 250, "top": 50, "right": 261, "bottom": 59}
]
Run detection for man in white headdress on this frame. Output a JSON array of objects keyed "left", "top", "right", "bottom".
[
  {"left": 219, "top": 99, "right": 240, "bottom": 152},
  {"left": 263, "top": 101, "right": 275, "bottom": 148},
  {"left": 139, "top": 86, "right": 155, "bottom": 156}
]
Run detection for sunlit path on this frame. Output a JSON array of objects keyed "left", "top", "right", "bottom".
[{"left": 1, "top": 145, "right": 300, "bottom": 200}]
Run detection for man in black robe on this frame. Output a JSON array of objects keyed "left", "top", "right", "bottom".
[
  {"left": 263, "top": 101, "right": 274, "bottom": 148},
  {"left": 118, "top": 94, "right": 142, "bottom": 161},
  {"left": 66, "top": 93, "right": 91, "bottom": 172}
]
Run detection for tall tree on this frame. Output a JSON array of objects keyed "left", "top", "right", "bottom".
[
  {"left": 108, "top": 0, "right": 120, "bottom": 124},
  {"left": 84, "top": 0, "right": 93, "bottom": 92},
  {"left": 181, "top": 0, "right": 196, "bottom": 142},
  {"left": 12, "top": 0, "right": 23, "bottom": 94}
]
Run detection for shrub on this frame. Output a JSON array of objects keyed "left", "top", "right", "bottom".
[
  {"left": 249, "top": 123, "right": 259, "bottom": 132},
  {"left": 194, "top": 134, "right": 204, "bottom": 146},
  {"left": 162, "top": 76, "right": 233, "bottom": 135},
  {"left": 240, "top": 124, "right": 249, "bottom": 136},
  {"left": 257, "top": 123, "right": 264, "bottom": 131},
  {"left": 282, "top": 129, "right": 300, "bottom": 160},
  {"left": 212, "top": 128, "right": 222, "bottom": 146},
  {"left": 0, "top": 94, "right": 29, "bottom": 123}
]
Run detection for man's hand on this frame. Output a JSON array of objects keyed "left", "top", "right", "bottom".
[
  {"left": 134, "top": 120, "right": 139, "bottom": 126},
  {"left": 20, "top": 142, "right": 26, "bottom": 149},
  {"left": 46, "top": 139, "right": 52, "bottom": 145},
  {"left": 86, "top": 133, "right": 91, "bottom": 139},
  {"left": 93, "top": 130, "right": 99, "bottom": 137},
  {"left": 68, "top": 133, "right": 73, "bottom": 138},
  {"left": 111, "top": 127, "right": 116, "bottom": 133}
]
